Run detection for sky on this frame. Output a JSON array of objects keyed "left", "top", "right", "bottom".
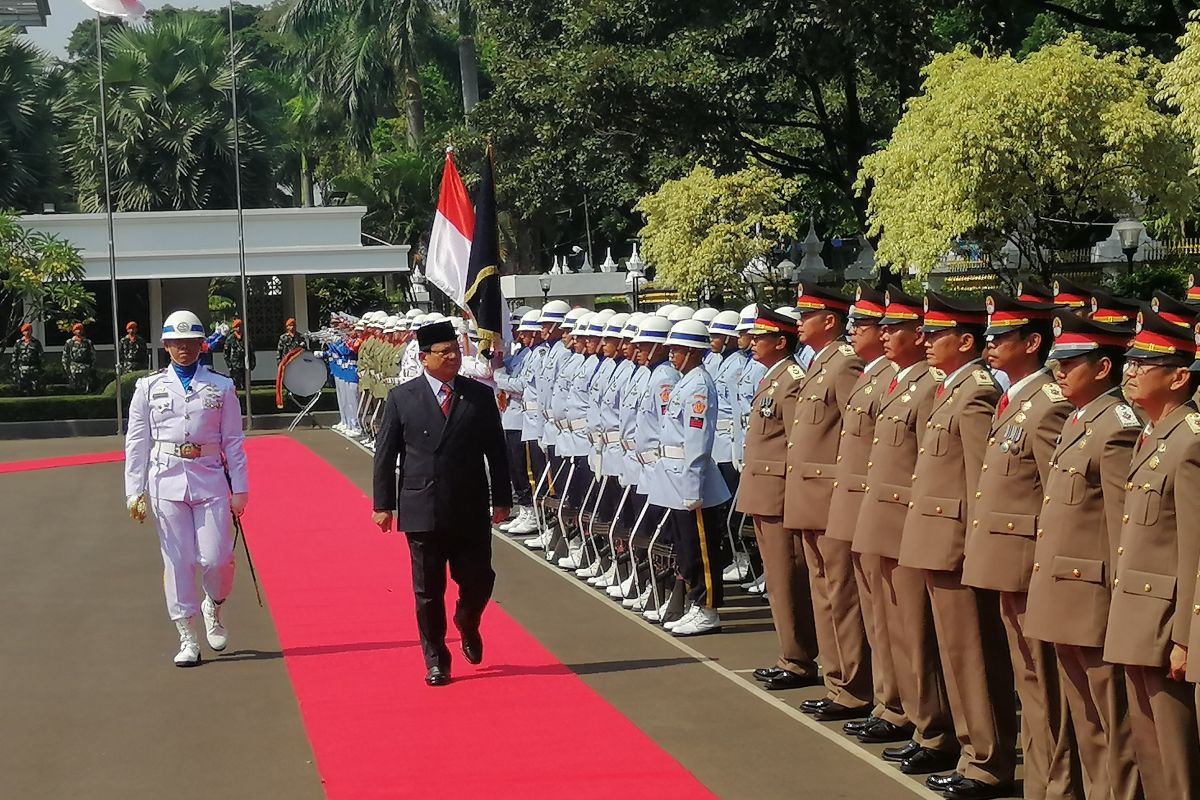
[{"left": 26, "top": 0, "right": 270, "bottom": 57}]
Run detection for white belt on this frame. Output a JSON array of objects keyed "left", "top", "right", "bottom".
[
  {"left": 523, "top": 401, "right": 539, "bottom": 411},
  {"left": 586, "top": 431, "right": 600, "bottom": 445},
  {"left": 659, "top": 445, "right": 685, "bottom": 459},
  {"left": 601, "top": 431, "right": 622, "bottom": 444},
  {"left": 716, "top": 419, "right": 733, "bottom": 433},
  {"left": 153, "top": 441, "right": 216, "bottom": 459},
  {"left": 568, "top": 419, "right": 588, "bottom": 432},
  {"left": 621, "top": 439, "right": 638, "bottom": 452},
  {"left": 638, "top": 449, "right": 660, "bottom": 465},
  {"left": 553, "top": 419, "right": 567, "bottom": 431}
]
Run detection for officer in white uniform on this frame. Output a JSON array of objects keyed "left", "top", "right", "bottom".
[
  {"left": 124, "top": 310, "right": 249, "bottom": 667},
  {"left": 496, "top": 309, "right": 546, "bottom": 535},
  {"left": 733, "top": 304, "right": 768, "bottom": 469}
]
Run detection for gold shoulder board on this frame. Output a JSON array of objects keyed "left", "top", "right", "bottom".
[
  {"left": 1114, "top": 403, "right": 1140, "bottom": 429},
  {"left": 838, "top": 344, "right": 855, "bottom": 357},
  {"left": 1041, "top": 382, "right": 1066, "bottom": 403},
  {"left": 787, "top": 364, "right": 804, "bottom": 380},
  {"left": 929, "top": 367, "right": 946, "bottom": 381},
  {"left": 972, "top": 369, "right": 994, "bottom": 386},
  {"left": 1187, "top": 413, "right": 1200, "bottom": 435}
]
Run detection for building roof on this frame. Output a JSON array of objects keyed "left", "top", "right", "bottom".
[{"left": 0, "top": 0, "right": 49, "bottom": 31}]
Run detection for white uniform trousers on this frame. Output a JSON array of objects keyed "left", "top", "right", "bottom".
[{"left": 151, "top": 495, "right": 236, "bottom": 620}]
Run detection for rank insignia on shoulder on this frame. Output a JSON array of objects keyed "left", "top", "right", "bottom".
[
  {"left": 1041, "top": 383, "right": 1066, "bottom": 403},
  {"left": 1187, "top": 412, "right": 1200, "bottom": 435},
  {"left": 787, "top": 364, "right": 804, "bottom": 380},
  {"left": 929, "top": 367, "right": 947, "bottom": 381},
  {"left": 1114, "top": 404, "right": 1140, "bottom": 429},
  {"left": 838, "top": 344, "right": 855, "bottom": 357},
  {"left": 972, "top": 369, "right": 994, "bottom": 386}
]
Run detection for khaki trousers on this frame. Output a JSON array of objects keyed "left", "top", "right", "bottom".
[
  {"left": 855, "top": 552, "right": 908, "bottom": 727},
  {"left": 1056, "top": 644, "right": 1142, "bottom": 800},
  {"left": 926, "top": 570, "right": 1018, "bottom": 785},
  {"left": 800, "top": 531, "right": 873, "bottom": 709},
  {"left": 1124, "top": 665, "right": 1200, "bottom": 800},
  {"left": 999, "top": 592, "right": 1080, "bottom": 799},
  {"left": 753, "top": 515, "right": 818, "bottom": 677},
  {"left": 879, "top": 556, "right": 955, "bottom": 751}
]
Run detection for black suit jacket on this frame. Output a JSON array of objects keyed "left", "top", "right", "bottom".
[{"left": 372, "top": 373, "right": 512, "bottom": 534}]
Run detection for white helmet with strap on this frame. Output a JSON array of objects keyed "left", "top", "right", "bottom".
[{"left": 161, "top": 310, "right": 206, "bottom": 340}]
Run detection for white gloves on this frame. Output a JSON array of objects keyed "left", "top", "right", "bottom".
[
  {"left": 127, "top": 494, "right": 147, "bottom": 523},
  {"left": 684, "top": 498, "right": 703, "bottom": 511},
  {"left": 230, "top": 493, "right": 249, "bottom": 517}
]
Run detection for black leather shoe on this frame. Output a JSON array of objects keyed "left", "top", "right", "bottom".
[
  {"left": 800, "top": 698, "right": 832, "bottom": 714},
  {"left": 900, "top": 747, "right": 959, "bottom": 775},
  {"left": 944, "top": 778, "right": 1013, "bottom": 799},
  {"left": 924, "top": 772, "right": 964, "bottom": 791},
  {"left": 842, "top": 716, "right": 880, "bottom": 735},
  {"left": 460, "top": 628, "right": 483, "bottom": 665},
  {"left": 857, "top": 719, "right": 916, "bottom": 744},
  {"left": 881, "top": 740, "right": 921, "bottom": 763},
  {"left": 763, "top": 671, "right": 819, "bottom": 691},
  {"left": 753, "top": 667, "right": 786, "bottom": 683},
  {"left": 813, "top": 702, "right": 870, "bottom": 722},
  {"left": 425, "top": 666, "right": 450, "bottom": 687}
]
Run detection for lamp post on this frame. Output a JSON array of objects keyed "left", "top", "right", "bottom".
[
  {"left": 1114, "top": 217, "right": 1145, "bottom": 275},
  {"left": 626, "top": 244, "right": 645, "bottom": 312},
  {"left": 538, "top": 274, "right": 553, "bottom": 302}
]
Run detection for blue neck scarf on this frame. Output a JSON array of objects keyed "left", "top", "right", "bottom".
[{"left": 173, "top": 361, "right": 199, "bottom": 392}]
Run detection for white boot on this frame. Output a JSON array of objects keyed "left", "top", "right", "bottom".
[
  {"left": 591, "top": 562, "right": 618, "bottom": 587},
  {"left": 524, "top": 525, "right": 553, "bottom": 550},
  {"left": 174, "top": 618, "right": 202, "bottom": 667},
  {"left": 201, "top": 595, "right": 228, "bottom": 651},
  {"left": 664, "top": 604, "right": 696, "bottom": 631},
  {"left": 746, "top": 573, "right": 767, "bottom": 594},
  {"left": 498, "top": 507, "right": 523, "bottom": 531},
  {"left": 722, "top": 552, "right": 750, "bottom": 583},
  {"left": 608, "top": 571, "right": 635, "bottom": 598},
  {"left": 557, "top": 538, "right": 585, "bottom": 569},
  {"left": 508, "top": 508, "right": 540, "bottom": 535},
  {"left": 671, "top": 606, "right": 721, "bottom": 636},
  {"left": 628, "top": 581, "right": 654, "bottom": 611}
]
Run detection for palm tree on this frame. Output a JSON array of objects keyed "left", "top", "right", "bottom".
[
  {"left": 284, "top": 0, "right": 433, "bottom": 151},
  {"left": 66, "top": 14, "right": 279, "bottom": 212},
  {"left": 0, "top": 29, "right": 67, "bottom": 212}
]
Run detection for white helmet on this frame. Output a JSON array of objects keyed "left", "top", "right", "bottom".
[
  {"left": 692, "top": 307, "right": 719, "bottom": 326},
  {"left": 622, "top": 312, "right": 647, "bottom": 339},
  {"left": 423, "top": 312, "right": 446, "bottom": 326},
  {"left": 162, "top": 310, "right": 206, "bottom": 340},
  {"left": 775, "top": 305, "right": 800, "bottom": 320},
  {"left": 518, "top": 310, "right": 543, "bottom": 332},
  {"left": 561, "top": 306, "right": 589, "bottom": 331},
  {"left": 540, "top": 299, "right": 572, "bottom": 325},
  {"left": 604, "top": 312, "right": 630, "bottom": 337},
  {"left": 709, "top": 310, "right": 741, "bottom": 337},
  {"left": 631, "top": 315, "right": 672, "bottom": 344},
  {"left": 411, "top": 314, "right": 429, "bottom": 328},
  {"left": 574, "top": 311, "right": 596, "bottom": 335},
  {"left": 396, "top": 317, "right": 412, "bottom": 331},
  {"left": 405, "top": 308, "right": 422, "bottom": 319},
  {"left": 511, "top": 305, "right": 534, "bottom": 326},
  {"left": 656, "top": 303, "right": 679, "bottom": 318},
  {"left": 587, "top": 308, "right": 616, "bottom": 335},
  {"left": 667, "top": 305, "right": 696, "bottom": 323},
  {"left": 665, "top": 319, "right": 712, "bottom": 349},
  {"left": 735, "top": 303, "right": 758, "bottom": 332}
]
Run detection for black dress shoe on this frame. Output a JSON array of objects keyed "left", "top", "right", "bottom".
[
  {"left": 900, "top": 747, "right": 959, "bottom": 775},
  {"left": 800, "top": 698, "right": 832, "bottom": 714},
  {"left": 763, "top": 671, "right": 819, "bottom": 691},
  {"left": 881, "top": 740, "right": 921, "bottom": 763},
  {"left": 813, "top": 702, "right": 870, "bottom": 722},
  {"left": 425, "top": 666, "right": 450, "bottom": 687},
  {"left": 924, "top": 772, "right": 964, "bottom": 791},
  {"left": 944, "top": 778, "right": 1013, "bottom": 799},
  {"left": 842, "top": 716, "right": 880, "bottom": 735},
  {"left": 460, "top": 628, "right": 484, "bottom": 665},
  {"left": 857, "top": 719, "right": 916, "bottom": 744},
  {"left": 753, "top": 667, "right": 786, "bottom": 683}
]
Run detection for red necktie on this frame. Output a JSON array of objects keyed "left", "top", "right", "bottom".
[
  {"left": 888, "top": 377, "right": 899, "bottom": 394},
  {"left": 996, "top": 394, "right": 1009, "bottom": 417},
  {"left": 438, "top": 383, "right": 453, "bottom": 417},
  {"left": 935, "top": 382, "right": 945, "bottom": 399}
]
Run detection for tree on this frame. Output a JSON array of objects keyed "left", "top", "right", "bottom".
[
  {"left": 0, "top": 211, "right": 93, "bottom": 356},
  {"left": 1161, "top": 13, "right": 1200, "bottom": 172},
  {"left": 636, "top": 165, "right": 799, "bottom": 299},
  {"left": 858, "top": 36, "right": 1196, "bottom": 280},
  {"left": 0, "top": 30, "right": 68, "bottom": 214},
  {"left": 66, "top": 14, "right": 280, "bottom": 212}
]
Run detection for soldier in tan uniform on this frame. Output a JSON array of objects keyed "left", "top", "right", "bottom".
[
  {"left": 1105, "top": 308, "right": 1200, "bottom": 800},
  {"left": 1026, "top": 311, "right": 1144, "bottom": 800},
  {"left": 736, "top": 306, "right": 820, "bottom": 690},
  {"left": 1052, "top": 278, "right": 1096, "bottom": 314},
  {"left": 961, "top": 294, "right": 1076, "bottom": 800},
  {"left": 899, "top": 292, "right": 1015, "bottom": 799},
  {"left": 852, "top": 287, "right": 957, "bottom": 762},
  {"left": 828, "top": 287, "right": 907, "bottom": 736},
  {"left": 783, "top": 284, "right": 871, "bottom": 720}
]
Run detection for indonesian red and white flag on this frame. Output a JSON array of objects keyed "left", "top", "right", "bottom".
[
  {"left": 81, "top": 0, "right": 146, "bottom": 19},
  {"left": 425, "top": 148, "right": 475, "bottom": 308}
]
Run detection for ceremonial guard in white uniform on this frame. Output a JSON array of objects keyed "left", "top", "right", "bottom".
[{"left": 124, "top": 310, "right": 249, "bottom": 667}]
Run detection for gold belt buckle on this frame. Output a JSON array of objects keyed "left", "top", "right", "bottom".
[{"left": 178, "top": 442, "right": 201, "bottom": 459}]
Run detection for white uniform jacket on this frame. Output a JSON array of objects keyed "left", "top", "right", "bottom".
[{"left": 648, "top": 366, "right": 731, "bottom": 511}]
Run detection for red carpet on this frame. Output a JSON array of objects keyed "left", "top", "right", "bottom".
[
  {"left": 0, "top": 451, "right": 124, "bottom": 474},
  {"left": 240, "top": 436, "right": 714, "bottom": 799}
]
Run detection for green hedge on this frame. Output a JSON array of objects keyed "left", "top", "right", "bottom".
[{"left": 0, "top": 387, "right": 338, "bottom": 423}]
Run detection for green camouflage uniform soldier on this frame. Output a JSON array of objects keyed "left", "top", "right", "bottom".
[
  {"left": 224, "top": 319, "right": 256, "bottom": 390},
  {"left": 63, "top": 323, "right": 96, "bottom": 393},
  {"left": 276, "top": 318, "right": 307, "bottom": 362},
  {"left": 14, "top": 323, "right": 44, "bottom": 395},
  {"left": 118, "top": 321, "right": 149, "bottom": 373}
]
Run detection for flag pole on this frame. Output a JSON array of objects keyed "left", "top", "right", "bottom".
[
  {"left": 227, "top": 0, "right": 252, "bottom": 429},
  {"left": 95, "top": 12, "right": 124, "bottom": 434}
]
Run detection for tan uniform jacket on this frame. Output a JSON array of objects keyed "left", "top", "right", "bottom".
[
  {"left": 826, "top": 358, "right": 896, "bottom": 542},
  {"left": 784, "top": 343, "right": 864, "bottom": 530},
  {"left": 962, "top": 373, "right": 1072, "bottom": 592},
  {"left": 1104, "top": 402, "right": 1200, "bottom": 668},
  {"left": 899, "top": 362, "right": 1000, "bottom": 572},
  {"left": 735, "top": 358, "right": 805, "bottom": 517},
  {"left": 1025, "top": 391, "right": 1140, "bottom": 647},
  {"left": 851, "top": 367, "right": 939, "bottom": 560}
]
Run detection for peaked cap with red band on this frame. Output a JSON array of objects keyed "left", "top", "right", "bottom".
[
  {"left": 1188, "top": 273, "right": 1200, "bottom": 306},
  {"left": 1016, "top": 280, "right": 1056, "bottom": 303},
  {"left": 850, "top": 284, "right": 885, "bottom": 323},
  {"left": 983, "top": 293, "right": 1056, "bottom": 337},
  {"left": 1047, "top": 310, "right": 1132, "bottom": 361},
  {"left": 879, "top": 285, "right": 923, "bottom": 326},
  {"left": 1128, "top": 307, "right": 1197, "bottom": 359},
  {"left": 1089, "top": 290, "right": 1140, "bottom": 325},
  {"left": 1052, "top": 277, "right": 1094, "bottom": 310},
  {"left": 1150, "top": 290, "right": 1198, "bottom": 329},
  {"left": 794, "top": 283, "right": 852, "bottom": 314},
  {"left": 921, "top": 291, "right": 987, "bottom": 332},
  {"left": 748, "top": 304, "right": 799, "bottom": 336}
]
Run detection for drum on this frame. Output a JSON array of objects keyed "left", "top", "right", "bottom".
[{"left": 282, "top": 351, "right": 328, "bottom": 397}]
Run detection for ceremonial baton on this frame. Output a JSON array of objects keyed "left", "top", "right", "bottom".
[{"left": 230, "top": 512, "right": 264, "bottom": 608}]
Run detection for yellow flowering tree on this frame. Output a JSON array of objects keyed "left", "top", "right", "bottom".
[
  {"left": 1162, "top": 13, "right": 1200, "bottom": 169},
  {"left": 637, "top": 165, "right": 799, "bottom": 299},
  {"left": 858, "top": 36, "right": 1195, "bottom": 280}
]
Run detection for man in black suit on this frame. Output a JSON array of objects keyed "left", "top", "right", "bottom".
[{"left": 372, "top": 320, "right": 511, "bottom": 686}]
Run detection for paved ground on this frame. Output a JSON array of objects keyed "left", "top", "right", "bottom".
[{"left": 0, "top": 431, "right": 1028, "bottom": 799}]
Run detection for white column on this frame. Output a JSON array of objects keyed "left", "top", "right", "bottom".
[
  {"left": 292, "top": 274, "right": 309, "bottom": 332},
  {"left": 149, "top": 278, "right": 163, "bottom": 370}
]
